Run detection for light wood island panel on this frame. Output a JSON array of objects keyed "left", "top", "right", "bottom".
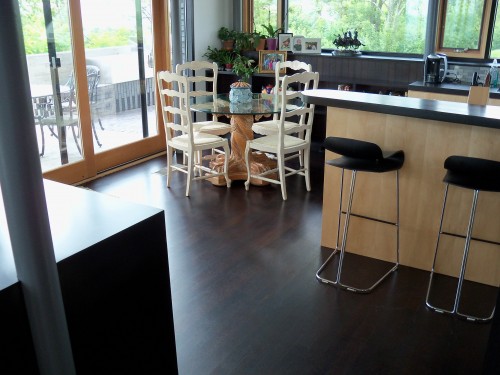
[{"left": 304, "top": 89, "right": 500, "bottom": 287}]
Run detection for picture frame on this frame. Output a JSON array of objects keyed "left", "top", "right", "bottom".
[
  {"left": 302, "top": 38, "right": 321, "bottom": 54},
  {"left": 278, "top": 33, "right": 293, "bottom": 52},
  {"left": 292, "top": 36, "right": 305, "bottom": 53},
  {"left": 258, "top": 50, "right": 287, "bottom": 73}
]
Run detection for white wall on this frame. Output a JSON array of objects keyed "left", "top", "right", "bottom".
[{"left": 193, "top": 0, "right": 233, "bottom": 60}]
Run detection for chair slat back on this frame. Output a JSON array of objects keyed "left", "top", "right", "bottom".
[
  {"left": 278, "top": 71, "right": 319, "bottom": 140},
  {"left": 271, "top": 60, "right": 312, "bottom": 120},
  {"left": 157, "top": 70, "right": 194, "bottom": 141},
  {"left": 175, "top": 61, "right": 219, "bottom": 120}
]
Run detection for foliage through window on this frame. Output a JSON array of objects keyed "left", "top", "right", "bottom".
[
  {"left": 440, "top": 0, "right": 485, "bottom": 51},
  {"left": 285, "top": 0, "right": 428, "bottom": 54},
  {"left": 253, "top": 0, "right": 279, "bottom": 37},
  {"left": 490, "top": 3, "right": 500, "bottom": 58}
]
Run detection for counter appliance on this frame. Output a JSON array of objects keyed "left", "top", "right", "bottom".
[{"left": 424, "top": 53, "right": 448, "bottom": 83}]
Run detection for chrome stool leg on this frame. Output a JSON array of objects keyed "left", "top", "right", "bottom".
[
  {"left": 426, "top": 186, "right": 498, "bottom": 322},
  {"left": 426, "top": 184, "right": 452, "bottom": 315},
  {"left": 455, "top": 190, "right": 496, "bottom": 322},
  {"left": 316, "top": 169, "right": 400, "bottom": 293}
]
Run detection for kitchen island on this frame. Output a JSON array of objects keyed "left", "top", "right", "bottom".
[
  {"left": 408, "top": 80, "right": 500, "bottom": 105},
  {"left": 303, "top": 89, "right": 500, "bottom": 286}
]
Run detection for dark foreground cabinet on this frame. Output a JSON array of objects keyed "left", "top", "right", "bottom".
[{"left": 0, "top": 180, "right": 177, "bottom": 374}]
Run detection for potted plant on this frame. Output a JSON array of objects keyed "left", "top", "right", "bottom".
[
  {"left": 203, "top": 46, "right": 226, "bottom": 69},
  {"left": 220, "top": 50, "right": 235, "bottom": 71},
  {"left": 252, "top": 31, "right": 267, "bottom": 51},
  {"left": 234, "top": 32, "right": 256, "bottom": 52},
  {"left": 232, "top": 55, "right": 257, "bottom": 82},
  {"left": 229, "top": 55, "right": 257, "bottom": 103},
  {"left": 332, "top": 29, "right": 364, "bottom": 56},
  {"left": 218, "top": 27, "right": 237, "bottom": 51},
  {"left": 261, "top": 24, "right": 282, "bottom": 50}
]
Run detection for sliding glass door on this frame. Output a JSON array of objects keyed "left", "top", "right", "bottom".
[
  {"left": 22, "top": 0, "right": 84, "bottom": 169},
  {"left": 20, "top": 0, "right": 168, "bottom": 184}
]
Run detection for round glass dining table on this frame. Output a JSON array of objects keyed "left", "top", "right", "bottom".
[{"left": 191, "top": 93, "right": 284, "bottom": 185}]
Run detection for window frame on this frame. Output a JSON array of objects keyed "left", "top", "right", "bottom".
[
  {"left": 436, "top": 0, "right": 494, "bottom": 59},
  {"left": 251, "top": 0, "right": 499, "bottom": 60}
]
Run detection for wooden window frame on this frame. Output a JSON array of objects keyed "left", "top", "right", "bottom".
[{"left": 436, "top": 0, "right": 494, "bottom": 59}]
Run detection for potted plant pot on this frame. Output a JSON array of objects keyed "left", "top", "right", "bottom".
[{"left": 266, "top": 38, "right": 278, "bottom": 50}]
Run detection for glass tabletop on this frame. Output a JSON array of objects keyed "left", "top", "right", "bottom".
[{"left": 191, "top": 93, "right": 303, "bottom": 116}]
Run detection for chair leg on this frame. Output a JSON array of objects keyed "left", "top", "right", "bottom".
[
  {"left": 91, "top": 119, "right": 102, "bottom": 147},
  {"left": 70, "top": 125, "right": 82, "bottom": 154},
  {"left": 304, "top": 146, "right": 311, "bottom": 192},
  {"left": 278, "top": 153, "right": 287, "bottom": 200},
  {"left": 186, "top": 151, "right": 193, "bottom": 197},
  {"left": 166, "top": 145, "right": 173, "bottom": 188},
  {"left": 38, "top": 123, "right": 46, "bottom": 157}
]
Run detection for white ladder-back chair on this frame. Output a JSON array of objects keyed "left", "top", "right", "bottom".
[
  {"left": 252, "top": 60, "right": 313, "bottom": 136},
  {"left": 244, "top": 71, "right": 319, "bottom": 200},
  {"left": 157, "top": 70, "right": 231, "bottom": 197},
  {"left": 175, "top": 61, "right": 231, "bottom": 137}
]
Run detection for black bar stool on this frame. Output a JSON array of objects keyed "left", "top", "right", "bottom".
[
  {"left": 426, "top": 155, "right": 500, "bottom": 322},
  {"left": 316, "top": 137, "right": 405, "bottom": 293}
]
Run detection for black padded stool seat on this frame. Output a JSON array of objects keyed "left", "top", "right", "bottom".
[
  {"left": 316, "top": 136, "right": 405, "bottom": 293},
  {"left": 323, "top": 137, "right": 404, "bottom": 173},
  {"left": 426, "top": 155, "right": 500, "bottom": 323},
  {"left": 444, "top": 155, "right": 500, "bottom": 192}
]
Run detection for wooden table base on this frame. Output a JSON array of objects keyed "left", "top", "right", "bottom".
[{"left": 209, "top": 113, "right": 276, "bottom": 186}]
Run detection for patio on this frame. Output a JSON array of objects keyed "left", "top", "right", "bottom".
[{"left": 37, "top": 105, "right": 158, "bottom": 172}]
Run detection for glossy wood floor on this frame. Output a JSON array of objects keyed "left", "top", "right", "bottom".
[{"left": 84, "top": 146, "right": 497, "bottom": 375}]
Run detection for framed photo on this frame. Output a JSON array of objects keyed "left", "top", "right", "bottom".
[
  {"left": 258, "top": 50, "right": 287, "bottom": 73},
  {"left": 278, "top": 33, "right": 293, "bottom": 52},
  {"left": 303, "top": 38, "right": 321, "bottom": 54},
  {"left": 292, "top": 36, "right": 305, "bottom": 53}
]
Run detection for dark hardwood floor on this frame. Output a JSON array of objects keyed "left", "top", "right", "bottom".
[{"left": 84, "top": 146, "right": 498, "bottom": 375}]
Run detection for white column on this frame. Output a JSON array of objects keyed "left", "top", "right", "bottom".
[{"left": 0, "top": 1, "right": 76, "bottom": 374}]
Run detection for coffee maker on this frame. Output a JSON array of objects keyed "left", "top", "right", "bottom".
[{"left": 424, "top": 53, "right": 448, "bottom": 83}]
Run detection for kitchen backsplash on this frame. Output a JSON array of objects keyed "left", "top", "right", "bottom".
[{"left": 447, "top": 64, "right": 492, "bottom": 86}]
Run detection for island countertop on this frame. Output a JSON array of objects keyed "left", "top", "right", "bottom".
[
  {"left": 408, "top": 80, "right": 500, "bottom": 99},
  {"left": 302, "top": 89, "right": 500, "bottom": 130}
]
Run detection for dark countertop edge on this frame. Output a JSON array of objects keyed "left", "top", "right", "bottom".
[
  {"left": 302, "top": 89, "right": 500, "bottom": 130},
  {"left": 0, "top": 180, "right": 164, "bottom": 291},
  {"left": 409, "top": 81, "right": 500, "bottom": 99}
]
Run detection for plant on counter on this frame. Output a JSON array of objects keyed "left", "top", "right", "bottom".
[
  {"left": 232, "top": 54, "right": 257, "bottom": 82},
  {"left": 332, "top": 29, "right": 364, "bottom": 51}
]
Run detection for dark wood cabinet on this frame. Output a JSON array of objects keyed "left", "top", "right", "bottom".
[{"left": 208, "top": 54, "right": 424, "bottom": 143}]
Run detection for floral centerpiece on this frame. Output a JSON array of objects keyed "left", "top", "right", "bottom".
[{"left": 332, "top": 30, "right": 364, "bottom": 56}]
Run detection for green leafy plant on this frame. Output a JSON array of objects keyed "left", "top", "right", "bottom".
[
  {"left": 260, "top": 24, "right": 282, "bottom": 38},
  {"left": 235, "top": 31, "right": 265, "bottom": 51},
  {"left": 232, "top": 55, "right": 257, "bottom": 82},
  {"left": 217, "top": 26, "right": 237, "bottom": 41},
  {"left": 203, "top": 46, "right": 234, "bottom": 68}
]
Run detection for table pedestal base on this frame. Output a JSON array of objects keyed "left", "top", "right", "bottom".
[
  {"left": 208, "top": 152, "right": 277, "bottom": 186},
  {"left": 208, "top": 113, "right": 276, "bottom": 186}
]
